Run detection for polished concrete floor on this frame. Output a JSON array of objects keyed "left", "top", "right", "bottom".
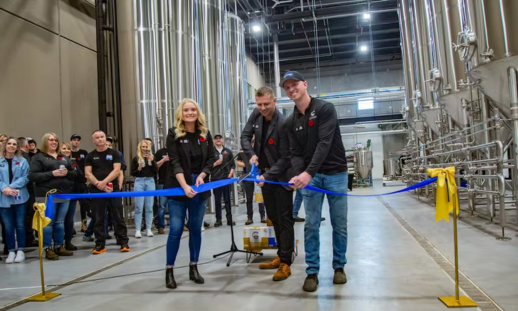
[{"left": 0, "top": 182, "right": 515, "bottom": 311}]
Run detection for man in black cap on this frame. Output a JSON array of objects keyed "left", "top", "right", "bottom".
[
  {"left": 70, "top": 134, "right": 90, "bottom": 232},
  {"left": 26, "top": 138, "right": 40, "bottom": 159},
  {"left": 241, "top": 86, "right": 294, "bottom": 282},
  {"left": 211, "top": 134, "right": 235, "bottom": 227},
  {"left": 281, "top": 71, "right": 349, "bottom": 292}
]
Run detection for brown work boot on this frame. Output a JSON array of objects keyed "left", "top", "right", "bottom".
[
  {"left": 302, "top": 274, "right": 319, "bottom": 292},
  {"left": 81, "top": 219, "right": 87, "bottom": 232},
  {"left": 158, "top": 228, "right": 165, "bottom": 234},
  {"left": 333, "top": 268, "right": 347, "bottom": 284},
  {"left": 259, "top": 256, "right": 281, "bottom": 270},
  {"left": 273, "top": 263, "right": 291, "bottom": 281},
  {"left": 45, "top": 248, "right": 59, "bottom": 260},
  {"left": 55, "top": 245, "right": 73, "bottom": 256}
]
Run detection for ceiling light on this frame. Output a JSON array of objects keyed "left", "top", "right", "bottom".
[
  {"left": 252, "top": 24, "right": 261, "bottom": 32},
  {"left": 363, "top": 13, "right": 371, "bottom": 20},
  {"left": 360, "top": 45, "right": 368, "bottom": 52}
]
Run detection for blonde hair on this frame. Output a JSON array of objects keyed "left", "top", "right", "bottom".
[
  {"left": 40, "top": 132, "right": 59, "bottom": 154},
  {"left": 60, "top": 142, "right": 72, "bottom": 155},
  {"left": 137, "top": 140, "right": 152, "bottom": 166},
  {"left": 0, "top": 137, "right": 22, "bottom": 158},
  {"left": 174, "top": 98, "right": 208, "bottom": 139}
]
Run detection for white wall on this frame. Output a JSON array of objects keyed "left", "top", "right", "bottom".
[{"left": 246, "top": 54, "right": 266, "bottom": 92}]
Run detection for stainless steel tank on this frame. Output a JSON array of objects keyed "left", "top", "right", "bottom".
[
  {"left": 384, "top": 158, "right": 401, "bottom": 178},
  {"left": 355, "top": 147, "right": 373, "bottom": 180}
]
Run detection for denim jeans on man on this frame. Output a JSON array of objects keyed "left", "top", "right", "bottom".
[
  {"left": 43, "top": 201, "right": 70, "bottom": 248},
  {"left": 293, "top": 189, "right": 303, "bottom": 218},
  {"left": 0, "top": 203, "right": 26, "bottom": 252},
  {"left": 134, "top": 177, "right": 155, "bottom": 231},
  {"left": 166, "top": 174, "right": 207, "bottom": 266},
  {"left": 301, "top": 172, "right": 348, "bottom": 274},
  {"left": 157, "top": 184, "right": 168, "bottom": 229}
]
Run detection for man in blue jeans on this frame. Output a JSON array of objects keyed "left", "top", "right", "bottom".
[{"left": 282, "top": 71, "right": 349, "bottom": 292}]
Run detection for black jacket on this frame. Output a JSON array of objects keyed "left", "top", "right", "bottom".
[
  {"left": 69, "top": 158, "right": 87, "bottom": 194},
  {"left": 241, "top": 108, "right": 293, "bottom": 188},
  {"left": 164, "top": 127, "right": 216, "bottom": 201},
  {"left": 285, "top": 97, "right": 347, "bottom": 177},
  {"left": 29, "top": 152, "right": 77, "bottom": 197},
  {"left": 211, "top": 146, "right": 235, "bottom": 181},
  {"left": 130, "top": 156, "right": 157, "bottom": 178}
]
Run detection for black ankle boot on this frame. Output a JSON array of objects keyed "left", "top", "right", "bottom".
[
  {"left": 189, "top": 264, "right": 204, "bottom": 284},
  {"left": 165, "top": 267, "right": 177, "bottom": 289}
]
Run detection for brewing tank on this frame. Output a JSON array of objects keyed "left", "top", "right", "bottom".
[{"left": 355, "top": 147, "right": 373, "bottom": 180}]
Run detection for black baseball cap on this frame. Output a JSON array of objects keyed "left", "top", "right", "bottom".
[
  {"left": 279, "top": 71, "right": 306, "bottom": 88},
  {"left": 70, "top": 134, "right": 81, "bottom": 141},
  {"left": 214, "top": 134, "right": 223, "bottom": 139}
]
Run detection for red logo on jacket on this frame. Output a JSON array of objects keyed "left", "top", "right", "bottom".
[
  {"left": 268, "top": 139, "right": 274, "bottom": 145},
  {"left": 15, "top": 162, "right": 20, "bottom": 165},
  {"left": 308, "top": 120, "right": 314, "bottom": 127}
]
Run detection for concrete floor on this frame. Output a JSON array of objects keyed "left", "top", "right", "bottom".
[{"left": 0, "top": 182, "right": 514, "bottom": 310}]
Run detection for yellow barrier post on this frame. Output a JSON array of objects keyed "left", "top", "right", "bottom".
[
  {"left": 428, "top": 168, "right": 477, "bottom": 308},
  {"left": 27, "top": 198, "right": 61, "bottom": 302}
]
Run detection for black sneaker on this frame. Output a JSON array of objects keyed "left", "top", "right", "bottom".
[
  {"left": 214, "top": 220, "right": 222, "bottom": 227},
  {"left": 92, "top": 245, "right": 106, "bottom": 255},
  {"left": 302, "top": 274, "right": 319, "bottom": 292},
  {"left": 83, "top": 235, "right": 94, "bottom": 242},
  {"left": 245, "top": 219, "right": 253, "bottom": 225},
  {"left": 293, "top": 217, "right": 305, "bottom": 222}
]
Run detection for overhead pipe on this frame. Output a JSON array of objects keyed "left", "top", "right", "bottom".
[
  {"left": 273, "top": 34, "right": 282, "bottom": 98},
  {"left": 300, "top": 8, "right": 397, "bottom": 22}
]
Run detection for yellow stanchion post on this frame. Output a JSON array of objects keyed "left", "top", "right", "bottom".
[
  {"left": 428, "top": 168, "right": 477, "bottom": 308},
  {"left": 26, "top": 194, "right": 61, "bottom": 302}
]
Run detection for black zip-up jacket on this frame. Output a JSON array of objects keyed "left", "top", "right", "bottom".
[
  {"left": 29, "top": 152, "right": 77, "bottom": 197},
  {"left": 131, "top": 156, "right": 157, "bottom": 178},
  {"left": 241, "top": 108, "right": 293, "bottom": 188},
  {"left": 69, "top": 158, "right": 87, "bottom": 194},
  {"left": 285, "top": 97, "right": 347, "bottom": 177},
  {"left": 210, "top": 146, "right": 235, "bottom": 181},
  {"left": 165, "top": 127, "right": 216, "bottom": 201}
]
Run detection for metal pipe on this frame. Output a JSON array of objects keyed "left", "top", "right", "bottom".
[
  {"left": 509, "top": 67, "right": 518, "bottom": 226},
  {"left": 300, "top": 8, "right": 397, "bottom": 22},
  {"left": 399, "top": 0, "right": 417, "bottom": 121},
  {"left": 273, "top": 34, "right": 282, "bottom": 98},
  {"left": 96, "top": 0, "right": 107, "bottom": 132}
]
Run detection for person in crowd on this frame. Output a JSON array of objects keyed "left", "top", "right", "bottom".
[
  {"left": 105, "top": 139, "right": 122, "bottom": 235},
  {"left": 154, "top": 146, "right": 169, "bottom": 234},
  {"left": 164, "top": 98, "right": 216, "bottom": 289},
  {"left": 211, "top": 134, "right": 235, "bottom": 227},
  {"left": 131, "top": 139, "right": 157, "bottom": 238},
  {"left": 17, "top": 137, "right": 38, "bottom": 246},
  {"left": 0, "top": 137, "right": 29, "bottom": 263},
  {"left": 241, "top": 86, "right": 294, "bottom": 282},
  {"left": 0, "top": 135, "right": 6, "bottom": 149},
  {"left": 236, "top": 147, "right": 266, "bottom": 225},
  {"left": 29, "top": 133, "right": 76, "bottom": 260},
  {"left": 85, "top": 130, "right": 130, "bottom": 254},
  {"left": 60, "top": 142, "right": 87, "bottom": 250},
  {"left": 106, "top": 136, "right": 127, "bottom": 173},
  {"left": 282, "top": 71, "right": 349, "bottom": 292},
  {"left": 70, "top": 134, "right": 90, "bottom": 232},
  {"left": 27, "top": 138, "right": 40, "bottom": 158}
]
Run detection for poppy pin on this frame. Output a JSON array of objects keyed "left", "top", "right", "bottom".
[
  {"left": 58, "top": 157, "right": 63, "bottom": 160},
  {"left": 199, "top": 137, "right": 206, "bottom": 143},
  {"left": 223, "top": 153, "right": 227, "bottom": 157},
  {"left": 269, "top": 138, "right": 274, "bottom": 145},
  {"left": 73, "top": 163, "right": 77, "bottom": 167},
  {"left": 308, "top": 120, "right": 314, "bottom": 127},
  {"left": 77, "top": 158, "right": 81, "bottom": 161},
  {"left": 15, "top": 162, "right": 20, "bottom": 165}
]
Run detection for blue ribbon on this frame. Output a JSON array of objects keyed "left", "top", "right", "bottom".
[
  {"left": 242, "top": 177, "right": 438, "bottom": 197},
  {"left": 45, "top": 178, "right": 239, "bottom": 218}
]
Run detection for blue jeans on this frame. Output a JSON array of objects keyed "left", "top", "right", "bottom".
[
  {"left": 301, "top": 172, "right": 348, "bottom": 274},
  {"left": 134, "top": 177, "right": 155, "bottom": 230},
  {"left": 166, "top": 174, "right": 207, "bottom": 266},
  {"left": 157, "top": 184, "right": 167, "bottom": 229},
  {"left": 293, "top": 189, "right": 303, "bottom": 217},
  {"left": 0, "top": 203, "right": 26, "bottom": 252},
  {"left": 65, "top": 199, "right": 78, "bottom": 242},
  {"left": 43, "top": 201, "right": 70, "bottom": 248}
]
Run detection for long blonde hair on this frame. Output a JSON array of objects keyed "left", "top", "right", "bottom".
[
  {"left": 174, "top": 98, "right": 208, "bottom": 139},
  {"left": 41, "top": 132, "right": 59, "bottom": 154},
  {"left": 137, "top": 140, "right": 152, "bottom": 166},
  {"left": 0, "top": 137, "right": 22, "bottom": 158}
]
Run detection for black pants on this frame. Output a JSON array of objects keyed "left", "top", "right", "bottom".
[
  {"left": 348, "top": 174, "right": 353, "bottom": 191},
  {"left": 213, "top": 183, "right": 231, "bottom": 220},
  {"left": 90, "top": 188, "right": 129, "bottom": 247},
  {"left": 24, "top": 192, "right": 36, "bottom": 244},
  {"left": 77, "top": 183, "right": 91, "bottom": 220},
  {"left": 262, "top": 183, "right": 294, "bottom": 265},
  {"left": 243, "top": 180, "right": 265, "bottom": 220}
]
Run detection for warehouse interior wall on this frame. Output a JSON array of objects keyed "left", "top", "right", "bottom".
[{"left": 0, "top": 0, "right": 98, "bottom": 151}]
